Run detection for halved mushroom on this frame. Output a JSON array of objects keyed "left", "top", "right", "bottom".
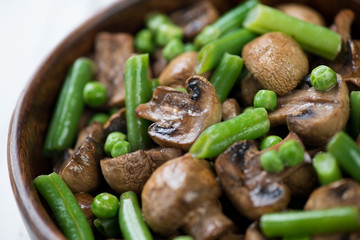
[
  {"left": 268, "top": 75, "right": 349, "bottom": 147},
  {"left": 103, "top": 107, "right": 127, "bottom": 136},
  {"left": 142, "top": 154, "right": 234, "bottom": 240},
  {"left": 136, "top": 75, "right": 222, "bottom": 151},
  {"left": 222, "top": 98, "right": 241, "bottom": 121},
  {"left": 215, "top": 132, "right": 317, "bottom": 220},
  {"left": 100, "top": 148, "right": 183, "bottom": 195},
  {"left": 277, "top": 3, "right": 325, "bottom": 26},
  {"left": 59, "top": 136, "right": 104, "bottom": 193},
  {"left": 75, "top": 121, "right": 104, "bottom": 150},
  {"left": 242, "top": 32, "right": 309, "bottom": 96},
  {"left": 75, "top": 192, "right": 95, "bottom": 229},
  {"left": 95, "top": 32, "right": 134, "bottom": 107},
  {"left": 240, "top": 73, "right": 263, "bottom": 107},
  {"left": 245, "top": 222, "right": 266, "bottom": 240},
  {"left": 170, "top": 1, "right": 219, "bottom": 39}
]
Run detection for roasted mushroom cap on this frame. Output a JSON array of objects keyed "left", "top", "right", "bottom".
[
  {"left": 100, "top": 148, "right": 183, "bottom": 195},
  {"left": 136, "top": 75, "right": 222, "bottom": 151},
  {"left": 269, "top": 75, "right": 349, "bottom": 147},
  {"left": 75, "top": 193, "right": 95, "bottom": 229},
  {"left": 142, "top": 154, "right": 234, "bottom": 240},
  {"left": 242, "top": 32, "right": 309, "bottom": 96},
  {"left": 222, "top": 98, "right": 241, "bottom": 121},
  {"left": 277, "top": 3, "right": 325, "bottom": 26},
  {"left": 103, "top": 107, "right": 127, "bottom": 135},
  {"left": 215, "top": 133, "right": 317, "bottom": 220},
  {"left": 75, "top": 121, "right": 104, "bottom": 150}
]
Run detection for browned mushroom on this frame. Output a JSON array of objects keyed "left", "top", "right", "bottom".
[
  {"left": 59, "top": 137, "right": 103, "bottom": 193},
  {"left": 100, "top": 148, "right": 183, "bottom": 195},
  {"left": 75, "top": 121, "right": 104, "bottom": 150},
  {"left": 215, "top": 132, "right": 317, "bottom": 220},
  {"left": 170, "top": 1, "right": 219, "bottom": 39},
  {"left": 222, "top": 98, "right": 241, "bottom": 121},
  {"left": 142, "top": 154, "right": 234, "bottom": 240},
  {"left": 103, "top": 107, "right": 127, "bottom": 136},
  {"left": 240, "top": 73, "right": 263, "bottom": 107},
  {"left": 242, "top": 32, "right": 309, "bottom": 96},
  {"left": 136, "top": 75, "right": 222, "bottom": 151},
  {"left": 75, "top": 192, "right": 95, "bottom": 229},
  {"left": 245, "top": 222, "right": 266, "bottom": 240},
  {"left": 268, "top": 75, "right": 349, "bottom": 147},
  {"left": 94, "top": 32, "right": 134, "bottom": 107},
  {"left": 277, "top": 3, "right": 325, "bottom": 26}
]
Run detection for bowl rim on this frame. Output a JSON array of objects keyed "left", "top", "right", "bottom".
[{"left": 7, "top": 0, "right": 142, "bottom": 239}]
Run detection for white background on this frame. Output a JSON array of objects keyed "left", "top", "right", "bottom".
[{"left": 0, "top": 0, "right": 117, "bottom": 238}]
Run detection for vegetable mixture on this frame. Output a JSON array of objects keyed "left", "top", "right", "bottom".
[{"left": 34, "top": 0, "right": 360, "bottom": 239}]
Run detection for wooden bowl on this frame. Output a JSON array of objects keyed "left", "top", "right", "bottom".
[{"left": 7, "top": 0, "right": 360, "bottom": 239}]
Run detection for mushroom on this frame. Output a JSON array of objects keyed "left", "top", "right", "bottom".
[
  {"left": 75, "top": 121, "right": 104, "bottom": 150},
  {"left": 222, "top": 98, "right": 241, "bottom": 121},
  {"left": 95, "top": 32, "right": 134, "bottom": 107},
  {"left": 215, "top": 132, "right": 317, "bottom": 220},
  {"left": 240, "top": 73, "right": 263, "bottom": 107},
  {"left": 152, "top": 48, "right": 168, "bottom": 78},
  {"left": 245, "top": 222, "right": 266, "bottom": 240},
  {"left": 268, "top": 75, "right": 349, "bottom": 147},
  {"left": 277, "top": 3, "right": 325, "bottom": 26},
  {"left": 142, "top": 154, "right": 234, "bottom": 240},
  {"left": 75, "top": 192, "right": 95, "bottom": 229},
  {"left": 59, "top": 136, "right": 104, "bottom": 193},
  {"left": 103, "top": 107, "right": 127, "bottom": 136},
  {"left": 100, "top": 148, "right": 183, "bottom": 195},
  {"left": 136, "top": 75, "right": 222, "bottom": 151},
  {"left": 170, "top": 1, "right": 219, "bottom": 39},
  {"left": 242, "top": 32, "right": 309, "bottom": 96}
]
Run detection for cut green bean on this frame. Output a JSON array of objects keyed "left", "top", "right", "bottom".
[
  {"left": 327, "top": 131, "right": 360, "bottom": 182},
  {"left": 243, "top": 4, "right": 341, "bottom": 60},
  {"left": 135, "top": 29, "right": 156, "bottom": 53},
  {"left": 119, "top": 191, "right": 153, "bottom": 240},
  {"left": 196, "top": 28, "right": 257, "bottom": 74},
  {"left": 210, "top": 53, "right": 244, "bottom": 102},
  {"left": 43, "top": 58, "right": 94, "bottom": 155},
  {"left": 162, "top": 38, "right": 185, "bottom": 62},
  {"left": 194, "top": 0, "right": 258, "bottom": 48},
  {"left": 125, "top": 54, "right": 152, "bottom": 151},
  {"left": 33, "top": 172, "right": 94, "bottom": 240},
  {"left": 313, "top": 152, "right": 342, "bottom": 185},
  {"left": 260, "top": 207, "right": 360, "bottom": 237},
  {"left": 190, "top": 107, "right": 269, "bottom": 159},
  {"left": 94, "top": 217, "right": 122, "bottom": 238},
  {"left": 347, "top": 91, "right": 360, "bottom": 139}
]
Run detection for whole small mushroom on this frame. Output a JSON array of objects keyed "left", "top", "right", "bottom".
[
  {"left": 242, "top": 32, "right": 309, "bottom": 96},
  {"left": 142, "top": 154, "right": 234, "bottom": 240},
  {"left": 277, "top": 3, "right": 326, "bottom": 26}
]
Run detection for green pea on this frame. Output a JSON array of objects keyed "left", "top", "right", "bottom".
[
  {"left": 83, "top": 81, "right": 107, "bottom": 107},
  {"left": 310, "top": 65, "right": 337, "bottom": 91},
  {"left": 162, "top": 38, "right": 185, "bottom": 62},
  {"left": 111, "top": 141, "right": 131, "bottom": 158},
  {"left": 173, "top": 236, "right": 195, "bottom": 240},
  {"left": 88, "top": 113, "right": 109, "bottom": 125},
  {"left": 260, "top": 135, "right": 282, "bottom": 150},
  {"left": 184, "top": 43, "right": 197, "bottom": 52},
  {"left": 91, "top": 193, "right": 119, "bottom": 219},
  {"left": 109, "top": 107, "right": 120, "bottom": 115},
  {"left": 278, "top": 139, "right": 304, "bottom": 167},
  {"left": 135, "top": 29, "right": 156, "bottom": 54},
  {"left": 104, "top": 132, "right": 127, "bottom": 155},
  {"left": 146, "top": 13, "right": 171, "bottom": 32},
  {"left": 254, "top": 89, "right": 277, "bottom": 111},
  {"left": 155, "top": 23, "right": 183, "bottom": 46},
  {"left": 260, "top": 150, "right": 284, "bottom": 173}
]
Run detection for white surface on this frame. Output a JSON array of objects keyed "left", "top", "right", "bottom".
[{"left": 0, "top": 0, "right": 117, "bottom": 238}]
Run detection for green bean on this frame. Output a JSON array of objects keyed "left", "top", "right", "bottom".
[
  {"left": 210, "top": 53, "right": 244, "bottom": 102},
  {"left": 347, "top": 91, "right": 360, "bottom": 139},
  {"left": 111, "top": 140, "right": 131, "bottom": 158},
  {"left": 194, "top": 0, "right": 258, "bottom": 48},
  {"left": 33, "top": 172, "right": 94, "bottom": 240},
  {"left": 119, "top": 191, "right": 153, "bottom": 240},
  {"left": 243, "top": 4, "right": 342, "bottom": 60},
  {"left": 310, "top": 65, "right": 337, "bottom": 91},
  {"left": 43, "top": 58, "right": 94, "bottom": 155},
  {"left": 260, "top": 207, "right": 360, "bottom": 237},
  {"left": 162, "top": 38, "right": 185, "bottom": 61},
  {"left": 313, "top": 152, "right": 342, "bottom": 185},
  {"left": 278, "top": 139, "right": 304, "bottom": 167},
  {"left": 91, "top": 192, "right": 119, "bottom": 218},
  {"left": 104, "top": 132, "right": 127, "bottom": 156},
  {"left": 135, "top": 29, "right": 156, "bottom": 53},
  {"left": 190, "top": 107, "right": 269, "bottom": 158},
  {"left": 253, "top": 89, "right": 277, "bottom": 111},
  {"left": 196, "top": 28, "right": 257, "bottom": 74},
  {"left": 260, "top": 150, "right": 284, "bottom": 173},
  {"left": 260, "top": 135, "right": 282, "bottom": 150},
  {"left": 82, "top": 81, "right": 107, "bottom": 107},
  {"left": 125, "top": 54, "right": 152, "bottom": 151},
  {"left": 94, "top": 217, "right": 122, "bottom": 238},
  {"left": 327, "top": 131, "right": 360, "bottom": 182}
]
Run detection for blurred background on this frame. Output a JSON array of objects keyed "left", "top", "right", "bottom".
[{"left": 0, "top": 0, "right": 117, "bottom": 238}]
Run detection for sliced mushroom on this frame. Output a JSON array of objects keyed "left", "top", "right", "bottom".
[
  {"left": 75, "top": 121, "right": 104, "bottom": 150},
  {"left": 59, "top": 137, "right": 104, "bottom": 193},
  {"left": 222, "top": 98, "right": 241, "bottom": 121},
  {"left": 240, "top": 73, "right": 263, "bottom": 107},
  {"left": 75, "top": 192, "right": 95, "bottom": 229},
  {"left": 242, "top": 32, "right": 309, "bottom": 96},
  {"left": 95, "top": 32, "right": 134, "bottom": 107},
  {"left": 268, "top": 75, "right": 349, "bottom": 146},
  {"left": 277, "top": 3, "right": 325, "bottom": 26},
  {"left": 142, "top": 154, "right": 234, "bottom": 239},
  {"left": 101, "top": 148, "right": 183, "bottom": 195},
  {"left": 215, "top": 132, "right": 317, "bottom": 220},
  {"left": 331, "top": 9, "right": 355, "bottom": 44},
  {"left": 245, "top": 222, "right": 266, "bottom": 240},
  {"left": 103, "top": 107, "right": 127, "bottom": 136},
  {"left": 136, "top": 75, "right": 222, "bottom": 151},
  {"left": 170, "top": 1, "right": 219, "bottom": 39}
]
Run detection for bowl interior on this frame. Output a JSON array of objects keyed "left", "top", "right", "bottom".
[{"left": 8, "top": 0, "right": 360, "bottom": 239}]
